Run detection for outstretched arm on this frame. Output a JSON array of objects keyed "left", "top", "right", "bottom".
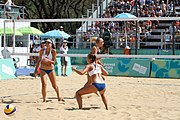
[{"left": 72, "top": 65, "right": 89, "bottom": 75}]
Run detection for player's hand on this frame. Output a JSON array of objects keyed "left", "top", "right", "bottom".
[{"left": 72, "top": 67, "right": 76, "bottom": 71}]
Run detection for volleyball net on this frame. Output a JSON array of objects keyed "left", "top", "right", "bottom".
[{"left": 1, "top": 17, "right": 180, "bottom": 60}]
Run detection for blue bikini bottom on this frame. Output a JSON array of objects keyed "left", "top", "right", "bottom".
[
  {"left": 40, "top": 69, "right": 53, "bottom": 75},
  {"left": 92, "top": 83, "right": 106, "bottom": 91}
]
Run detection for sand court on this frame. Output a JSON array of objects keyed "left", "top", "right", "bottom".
[{"left": 0, "top": 73, "right": 180, "bottom": 120}]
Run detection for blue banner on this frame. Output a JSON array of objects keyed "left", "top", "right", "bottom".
[
  {"left": 101, "top": 58, "right": 151, "bottom": 77},
  {"left": 151, "top": 59, "right": 180, "bottom": 78},
  {"left": 55, "top": 57, "right": 72, "bottom": 76},
  {"left": 0, "top": 59, "right": 16, "bottom": 80}
]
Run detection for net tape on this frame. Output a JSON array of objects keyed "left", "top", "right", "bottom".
[
  {"left": 11, "top": 53, "right": 180, "bottom": 59},
  {"left": 4, "top": 17, "right": 180, "bottom": 23},
  {"left": 4, "top": 17, "right": 180, "bottom": 59}
]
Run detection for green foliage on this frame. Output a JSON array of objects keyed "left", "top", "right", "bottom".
[{"left": 15, "top": 0, "right": 97, "bottom": 34}]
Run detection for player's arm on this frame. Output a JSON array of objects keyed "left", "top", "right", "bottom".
[
  {"left": 36, "top": 49, "right": 43, "bottom": 68},
  {"left": 34, "top": 49, "right": 43, "bottom": 74},
  {"left": 72, "top": 65, "right": 89, "bottom": 75}
]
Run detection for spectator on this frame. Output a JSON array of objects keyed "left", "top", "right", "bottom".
[
  {"left": 89, "top": 24, "right": 96, "bottom": 34},
  {"left": 144, "top": 29, "right": 151, "bottom": 41},
  {"left": 102, "top": 28, "right": 113, "bottom": 54},
  {"left": 114, "top": 22, "right": 121, "bottom": 31},
  {"left": 169, "top": 21, "right": 178, "bottom": 47},
  {"left": 5, "top": 0, "right": 15, "bottom": 19},
  {"left": 84, "top": 0, "right": 173, "bottom": 49},
  {"left": 29, "top": 43, "right": 35, "bottom": 64},
  {"left": 32, "top": 44, "right": 39, "bottom": 62},
  {"left": 32, "top": 37, "right": 43, "bottom": 63},
  {"left": 167, "top": 1, "right": 174, "bottom": 12},
  {"left": 60, "top": 40, "right": 69, "bottom": 76},
  {"left": 83, "top": 32, "right": 89, "bottom": 48},
  {"left": 169, "top": 21, "right": 177, "bottom": 35},
  {"left": 160, "top": 1, "right": 167, "bottom": 11},
  {"left": 144, "top": 10, "right": 150, "bottom": 17},
  {"left": 140, "top": 0, "right": 145, "bottom": 6},
  {"left": 155, "top": 6, "right": 162, "bottom": 16},
  {"left": 36, "top": 40, "right": 46, "bottom": 53},
  {"left": 164, "top": 28, "right": 171, "bottom": 49},
  {"left": 59, "top": 26, "right": 64, "bottom": 31},
  {"left": 94, "top": 25, "right": 100, "bottom": 35}
]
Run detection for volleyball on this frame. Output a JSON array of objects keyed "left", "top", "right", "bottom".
[{"left": 4, "top": 104, "right": 16, "bottom": 116}]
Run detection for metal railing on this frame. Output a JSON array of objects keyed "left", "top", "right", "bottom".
[
  {"left": 0, "top": 4, "right": 25, "bottom": 19},
  {"left": 79, "top": 0, "right": 111, "bottom": 32},
  {"left": 68, "top": 33, "right": 180, "bottom": 50}
]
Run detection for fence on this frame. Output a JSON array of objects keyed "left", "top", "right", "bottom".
[{"left": 0, "top": 3, "right": 25, "bottom": 19}]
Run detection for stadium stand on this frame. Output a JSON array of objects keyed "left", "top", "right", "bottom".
[{"left": 84, "top": 0, "right": 180, "bottom": 49}]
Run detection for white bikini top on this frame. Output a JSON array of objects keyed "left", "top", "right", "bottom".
[
  {"left": 88, "top": 63, "right": 102, "bottom": 76},
  {"left": 42, "top": 49, "right": 53, "bottom": 60}
]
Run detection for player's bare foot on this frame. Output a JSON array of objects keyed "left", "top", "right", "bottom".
[{"left": 58, "top": 97, "right": 65, "bottom": 102}]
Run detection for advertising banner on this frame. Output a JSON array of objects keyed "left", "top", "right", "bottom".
[
  {"left": 55, "top": 57, "right": 72, "bottom": 76},
  {"left": 0, "top": 59, "right": 16, "bottom": 80},
  {"left": 101, "top": 58, "right": 151, "bottom": 77},
  {"left": 151, "top": 59, "right": 180, "bottom": 78}
]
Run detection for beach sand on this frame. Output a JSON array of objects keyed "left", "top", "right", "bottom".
[{"left": 1, "top": 73, "right": 180, "bottom": 120}]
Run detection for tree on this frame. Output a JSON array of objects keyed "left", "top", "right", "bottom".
[{"left": 15, "top": 0, "right": 97, "bottom": 34}]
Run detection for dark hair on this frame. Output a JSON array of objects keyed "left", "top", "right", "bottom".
[
  {"left": 52, "top": 43, "right": 56, "bottom": 49},
  {"left": 87, "top": 54, "right": 96, "bottom": 63}
]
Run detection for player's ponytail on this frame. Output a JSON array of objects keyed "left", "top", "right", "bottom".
[{"left": 87, "top": 54, "right": 96, "bottom": 63}]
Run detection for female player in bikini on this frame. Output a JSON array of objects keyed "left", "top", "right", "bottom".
[
  {"left": 72, "top": 54, "right": 108, "bottom": 110},
  {"left": 35, "top": 39, "right": 64, "bottom": 102}
]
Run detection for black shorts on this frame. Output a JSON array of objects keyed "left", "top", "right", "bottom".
[{"left": 61, "top": 57, "right": 68, "bottom": 66}]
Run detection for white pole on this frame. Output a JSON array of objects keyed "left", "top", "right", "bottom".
[
  {"left": 92, "top": 4, "right": 94, "bottom": 25},
  {"left": 3, "top": 20, "right": 6, "bottom": 50},
  {"left": 81, "top": 15, "right": 84, "bottom": 32},
  {"left": 12, "top": 19, "right": 16, "bottom": 53},
  {"left": 28, "top": 34, "right": 30, "bottom": 53},
  {"left": 138, "top": 32, "right": 140, "bottom": 49},
  {"left": 86, "top": 10, "right": 89, "bottom": 32},
  {"left": 116, "top": 33, "right": 119, "bottom": 48},
  {"left": 161, "top": 32, "right": 163, "bottom": 49},
  {"left": 97, "top": 0, "right": 99, "bottom": 17},
  {"left": 125, "top": 22, "right": 127, "bottom": 47},
  {"left": 97, "top": 0, "right": 99, "bottom": 6}
]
